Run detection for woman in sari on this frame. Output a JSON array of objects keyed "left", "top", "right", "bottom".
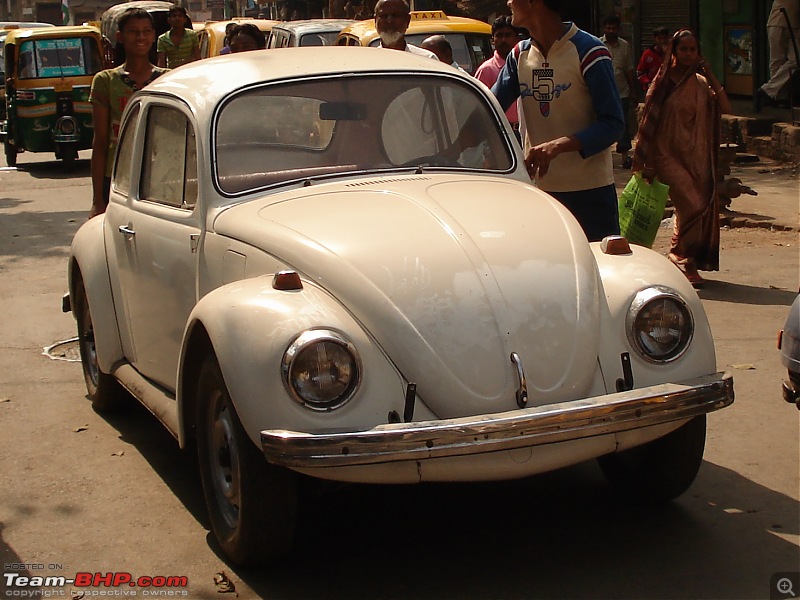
[{"left": 632, "top": 29, "right": 731, "bottom": 287}]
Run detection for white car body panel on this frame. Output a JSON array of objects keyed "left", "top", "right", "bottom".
[{"left": 67, "top": 48, "right": 732, "bottom": 489}]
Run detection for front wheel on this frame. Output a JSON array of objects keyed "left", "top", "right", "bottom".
[
  {"left": 4, "top": 140, "right": 17, "bottom": 167},
  {"left": 75, "top": 278, "right": 127, "bottom": 411},
  {"left": 196, "top": 355, "right": 297, "bottom": 566},
  {"left": 597, "top": 415, "right": 707, "bottom": 503}
]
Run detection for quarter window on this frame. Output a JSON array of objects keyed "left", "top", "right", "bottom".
[
  {"left": 140, "top": 106, "right": 198, "bottom": 210},
  {"left": 112, "top": 104, "right": 140, "bottom": 195}
]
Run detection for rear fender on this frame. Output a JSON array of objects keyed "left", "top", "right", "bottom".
[
  {"left": 68, "top": 216, "right": 124, "bottom": 373},
  {"left": 177, "top": 276, "right": 410, "bottom": 448}
]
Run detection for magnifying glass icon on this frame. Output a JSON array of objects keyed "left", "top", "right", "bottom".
[{"left": 777, "top": 578, "right": 795, "bottom": 596}]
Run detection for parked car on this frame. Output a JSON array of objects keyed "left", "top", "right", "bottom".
[
  {"left": 778, "top": 293, "right": 800, "bottom": 408},
  {"left": 66, "top": 47, "right": 734, "bottom": 566},
  {"left": 335, "top": 10, "right": 492, "bottom": 74},
  {"left": 267, "top": 18, "right": 355, "bottom": 48},
  {"left": 197, "top": 18, "right": 279, "bottom": 58}
]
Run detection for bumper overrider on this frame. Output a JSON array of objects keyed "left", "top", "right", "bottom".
[{"left": 261, "top": 372, "right": 734, "bottom": 468}]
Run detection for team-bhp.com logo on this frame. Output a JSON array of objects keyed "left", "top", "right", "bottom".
[{"left": 4, "top": 572, "right": 189, "bottom": 597}]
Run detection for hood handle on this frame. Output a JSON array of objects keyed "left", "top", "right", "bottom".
[{"left": 511, "top": 352, "right": 528, "bottom": 409}]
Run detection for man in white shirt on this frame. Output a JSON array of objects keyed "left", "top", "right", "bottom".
[
  {"left": 600, "top": 13, "right": 637, "bottom": 169},
  {"left": 760, "top": 0, "right": 800, "bottom": 103},
  {"left": 374, "top": 0, "right": 438, "bottom": 59}
]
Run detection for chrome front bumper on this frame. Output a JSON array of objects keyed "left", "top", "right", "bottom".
[{"left": 261, "top": 372, "right": 734, "bottom": 468}]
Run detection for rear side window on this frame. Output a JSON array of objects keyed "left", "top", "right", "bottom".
[
  {"left": 112, "top": 104, "right": 140, "bottom": 195},
  {"left": 140, "top": 106, "right": 198, "bottom": 210}
]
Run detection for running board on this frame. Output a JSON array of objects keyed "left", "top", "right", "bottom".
[{"left": 112, "top": 363, "right": 180, "bottom": 440}]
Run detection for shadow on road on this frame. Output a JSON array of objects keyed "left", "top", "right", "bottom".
[
  {"left": 699, "top": 279, "right": 798, "bottom": 306},
  {"left": 13, "top": 159, "right": 91, "bottom": 181},
  {"left": 96, "top": 398, "right": 800, "bottom": 599},
  {"left": 0, "top": 202, "right": 85, "bottom": 262}
]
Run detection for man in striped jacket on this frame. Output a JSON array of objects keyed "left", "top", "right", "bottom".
[{"left": 492, "top": 0, "right": 624, "bottom": 242}]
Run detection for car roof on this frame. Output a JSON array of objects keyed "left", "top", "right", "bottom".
[
  {"left": 271, "top": 19, "right": 356, "bottom": 35},
  {"left": 338, "top": 11, "right": 491, "bottom": 45},
  {"left": 145, "top": 45, "right": 466, "bottom": 108}
]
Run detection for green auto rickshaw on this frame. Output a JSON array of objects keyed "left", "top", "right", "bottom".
[{"left": 1, "top": 25, "right": 105, "bottom": 167}]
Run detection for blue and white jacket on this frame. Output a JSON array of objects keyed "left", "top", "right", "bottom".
[{"left": 492, "top": 23, "right": 624, "bottom": 192}]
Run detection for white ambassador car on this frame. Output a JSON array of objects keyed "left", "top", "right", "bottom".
[{"left": 66, "top": 48, "right": 734, "bottom": 565}]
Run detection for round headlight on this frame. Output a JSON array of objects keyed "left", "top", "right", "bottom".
[
  {"left": 626, "top": 287, "right": 693, "bottom": 363},
  {"left": 281, "top": 330, "right": 360, "bottom": 411}
]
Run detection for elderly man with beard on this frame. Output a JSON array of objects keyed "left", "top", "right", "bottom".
[{"left": 374, "top": 0, "right": 437, "bottom": 58}]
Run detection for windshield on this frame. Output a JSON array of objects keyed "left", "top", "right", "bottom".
[
  {"left": 298, "top": 31, "right": 339, "bottom": 46},
  {"left": 215, "top": 74, "right": 513, "bottom": 195},
  {"left": 18, "top": 36, "right": 103, "bottom": 79},
  {"left": 368, "top": 33, "right": 492, "bottom": 74}
]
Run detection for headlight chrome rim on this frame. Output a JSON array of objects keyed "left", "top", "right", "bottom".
[
  {"left": 626, "top": 286, "right": 694, "bottom": 364},
  {"left": 281, "top": 329, "right": 361, "bottom": 411}
]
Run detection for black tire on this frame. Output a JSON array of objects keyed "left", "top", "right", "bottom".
[
  {"left": 75, "top": 278, "right": 127, "bottom": 411},
  {"left": 598, "top": 415, "right": 707, "bottom": 503},
  {"left": 5, "top": 140, "right": 17, "bottom": 167},
  {"left": 196, "top": 355, "right": 297, "bottom": 566}
]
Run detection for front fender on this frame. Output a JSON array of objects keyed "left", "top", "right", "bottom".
[
  {"left": 591, "top": 242, "right": 717, "bottom": 390},
  {"left": 177, "top": 276, "right": 414, "bottom": 448},
  {"left": 69, "top": 216, "right": 123, "bottom": 373}
]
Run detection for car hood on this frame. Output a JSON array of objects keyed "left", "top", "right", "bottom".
[{"left": 214, "top": 176, "right": 601, "bottom": 418}]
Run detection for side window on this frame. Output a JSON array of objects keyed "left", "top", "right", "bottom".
[
  {"left": 140, "top": 105, "right": 197, "bottom": 210},
  {"left": 112, "top": 103, "right": 140, "bottom": 195}
]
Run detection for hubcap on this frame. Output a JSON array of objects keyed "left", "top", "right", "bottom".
[
  {"left": 80, "top": 303, "right": 100, "bottom": 388},
  {"left": 207, "top": 390, "right": 242, "bottom": 531}
]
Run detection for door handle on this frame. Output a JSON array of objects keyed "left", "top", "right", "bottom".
[{"left": 118, "top": 225, "right": 135, "bottom": 236}]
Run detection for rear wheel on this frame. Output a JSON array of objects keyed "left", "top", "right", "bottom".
[
  {"left": 196, "top": 354, "right": 297, "bottom": 566},
  {"left": 4, "top": 140, "right": 17, "bottom": 167},
  {"left": 598, "top": 415, "right": 707, "bottom": 503},
  {"left": 75, "top": 278, "right": 127, "bottom": 411}
]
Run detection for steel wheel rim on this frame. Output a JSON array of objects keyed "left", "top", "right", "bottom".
[
  {"left": 207, "top": 389, "right": 242, "bottom": 531},
  {"left": 80, "top": 302, "right": 100, "bottom": 388}
]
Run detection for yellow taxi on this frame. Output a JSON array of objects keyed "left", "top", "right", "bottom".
[
  {"left": 334, "top": 10, "right": 492, "bottom": 74},
  {"left": 198, "top": 18, "right": 280, "bottom": 58}
]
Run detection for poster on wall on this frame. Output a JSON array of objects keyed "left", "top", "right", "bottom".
[{"left": 724, "top": 24, "right": 753, "bottom": 95}]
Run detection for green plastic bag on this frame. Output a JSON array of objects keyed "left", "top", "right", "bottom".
[{"left": 618, "top": 172, "right": 670, "bottom": 248}]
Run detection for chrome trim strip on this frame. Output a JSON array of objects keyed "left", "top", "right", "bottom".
[{"left": 261, "top": 372, "right": 733, "bottom": 468}]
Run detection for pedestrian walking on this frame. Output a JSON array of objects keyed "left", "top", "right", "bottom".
[
  {"left": 758, "top": 0, "right": 800, "bottom": 104},
  {"left": 373, "top": 0, "right": 437, "bottom": 58},
  {"left": 637, "top": 26, "right": 669, "bottom": 92},
  {"left": 156, "top": 6, "right": 200, "bottom": 69},
  {"left": 632, "top": 29, "right": 731, "bottom": 287},
  {"left": 491, "top": 0, "right": 624, "bottom": 242},
  {"left": 89, "top": 8, "right": 168, "bottom": 218},
  {"left": 474, "top": 16, "right": 520, "bottom": 132},
  {"left": 600, "top": 13, "right": 637, "bottom": 169}
]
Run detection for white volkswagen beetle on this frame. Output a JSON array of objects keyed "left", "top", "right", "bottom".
[{"left": 66, "top": 48, "right": 734, "bottom": 566}]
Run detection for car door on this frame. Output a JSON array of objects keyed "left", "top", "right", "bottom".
[{"left": 108, "top": 101, "right": 201, "bottom": 391}]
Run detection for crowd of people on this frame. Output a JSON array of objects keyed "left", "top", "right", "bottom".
[{"left": 88, "top": 0, "right": 795, "bottom": 287}]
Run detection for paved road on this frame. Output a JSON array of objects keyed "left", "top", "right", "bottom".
[{"left": 0, "top": 152, "right": 798, "bottom": 600}]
